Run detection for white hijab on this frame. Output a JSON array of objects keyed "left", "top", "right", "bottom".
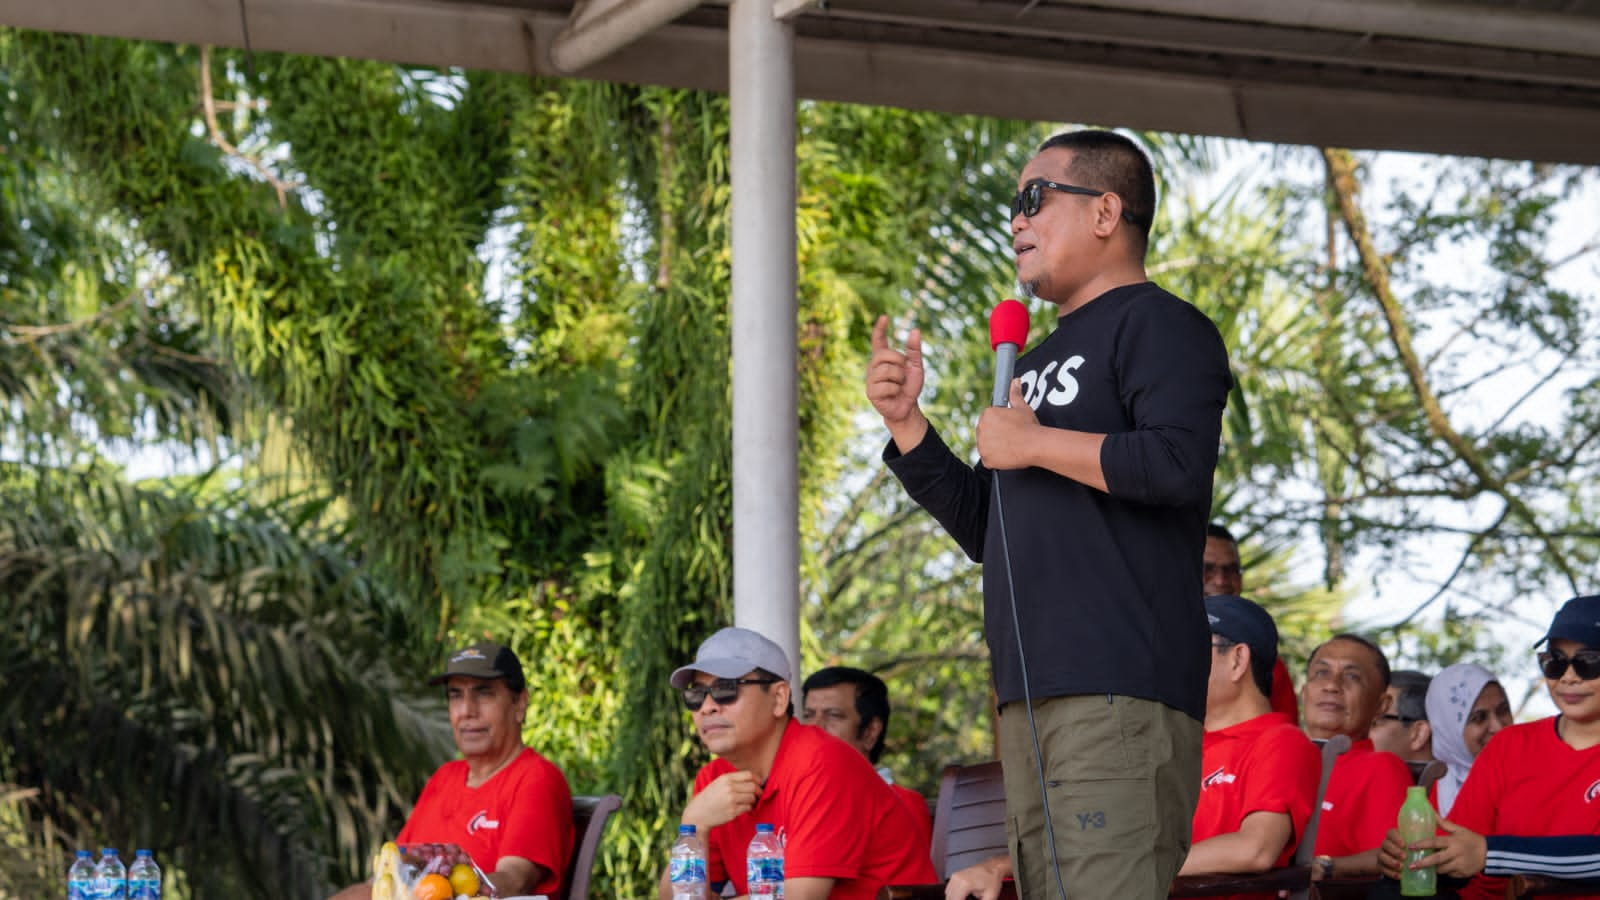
[{"left": 1425, "top": 662, "right": 1498, "bottom": 816}]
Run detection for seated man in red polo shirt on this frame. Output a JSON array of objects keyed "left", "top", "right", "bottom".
[
  {"left": 1302, "top": 633, "right": 1415, "bottom": 882},
  {"left": 800, "top": 666, "right": 935, "bottom": 859},
  {"left": 657, "top": 627, "right": 937, "bottom": 900},
  {"left": 329, "top": 641, "right": 575, "bottom": 900},
  {"left": 1179, "top": 594, "right": 1321, "bottom": 886}
]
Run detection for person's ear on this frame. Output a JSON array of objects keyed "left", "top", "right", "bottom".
[
  {"left": 771, "top": 680, "right": 791, "bottom": 717},
  {"left": 860, "top": 715, "right": 885, "bottom": 752},
  {"left": 1376, "top": 691, "right": 1395, "bottom": 716},
  {"left": 1231, "top": 645, "right": 1253, "bottom": 684},
  {"left": 1410, "top": 721, "right": 1433, "bottom": 755},
  {"left": 1093, "top": 193, "right": 1125, "bottom": 238}
]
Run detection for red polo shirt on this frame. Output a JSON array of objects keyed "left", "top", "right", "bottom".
[
  {"left": 890, "top": 783, "right": 935, "bottom": 861},
  {"left": 1312, "top": 738, "right": 1413, "bottom": 857},
  {"left": 1194, "top": 712, "right": 1321, "bottom": 866},
  {"left": 398, "top": 747, "right": 575, "bottom": 897},
  {"left": 693, "top": 721, "right": 938, "bottom": 899},
  {"left": 1269, "top": 660, "right": 1300, "bottom": 722},
  {"left": 1447, "top": 718, "right": 1600, "bottom": 900}
]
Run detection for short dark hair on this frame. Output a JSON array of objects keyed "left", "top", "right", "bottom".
[
  {"left": 1312, "top": 633, "right": 1393, "bottom": 688},
  {"left": 1213, "top": 635, "right": 1273, "bottom": 698},
  {"left": 1036, "top": 130, "right": 1156, "bottom": 257},
  {"left": 1389, "top": 670, "right": 1431, "bottom": 722},
  {"left": 802, "top": 666, "right": 891, "bottom": 763},
  {"left": 1206, "top": 522, "right": 1238, "bottom": 546}
]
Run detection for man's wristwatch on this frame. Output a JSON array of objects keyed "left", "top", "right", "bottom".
[{"left": 1315, "top": 855, "right": 1334, "bottom": 879}]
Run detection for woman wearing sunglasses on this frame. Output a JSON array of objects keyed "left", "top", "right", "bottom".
[
  {"left": 1423, "top": 662, "right": 1514, "bottom": 817},
  {"left": 1379, "top": 594, "right": 1600, "bottom": 900}
]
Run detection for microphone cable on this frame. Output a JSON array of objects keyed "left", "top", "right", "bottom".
[{"left": 991, "top": 464, "right": 1070, "bottom": 900}]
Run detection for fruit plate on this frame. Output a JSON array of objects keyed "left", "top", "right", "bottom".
[{"left": 371, "top": 841, "right": 497, "bottom": 900}]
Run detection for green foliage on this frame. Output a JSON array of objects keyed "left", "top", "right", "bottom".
[{"left": 0, "top": 469, "right": 452, "bottom": 899}]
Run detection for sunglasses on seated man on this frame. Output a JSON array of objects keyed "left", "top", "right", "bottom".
[
  {"left": 1010, "top": 178, "right": 1140, "bottom": 225},
  {"left": 1538, "top": 649, "right": 1600, "bottom": 681},
  {"left": 681, "top": 677, "right": 780, "bottom": 711}
]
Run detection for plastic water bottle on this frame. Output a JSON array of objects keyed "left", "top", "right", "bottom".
[
  {"left": 669, "top": 824, "right": 707, "bottom": 900},
  {"left": 1398, "top": 785, "right": 1437, "bottom": 896},
  {"left": 747, "top": 823, "right": 784, "bottom": 899},
  {"left": 128, "top": 850, "right": 161, "bottom": 900},
  {"left": 95, "top": 848, "right": 127, "bottom": 900},
  {"left": 67, "top": 850, "right": 96, "bottom": 900}
]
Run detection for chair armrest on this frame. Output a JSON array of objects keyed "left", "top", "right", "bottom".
[
  {"left": 1169, "top": 865, "right": 1310, "bottom": 897},
  {"left": 1508, "top": 874, "right": 1600, "bottom": 897},
  {"left": 1311, "top": 876, "right": 1381, "bottom": 900},
  {"left": 878, "top": 882, "right": 1018, "bottom": 900}
]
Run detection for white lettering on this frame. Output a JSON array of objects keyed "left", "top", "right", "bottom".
[{"left": 1046, "top": 355, "right": 1085, "bottom": 407}]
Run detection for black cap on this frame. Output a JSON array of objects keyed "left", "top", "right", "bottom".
[
  {"left": 1205, "top": 594, "right": 1279, "bottom": 669},
  {"left": 1537, "top": 595, "right": 1600, "bottom": 650},
  {"left": 428, "top": 640, "right": 527, "bottom": 693}
]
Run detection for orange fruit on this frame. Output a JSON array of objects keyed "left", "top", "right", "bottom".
[
  {"left": 412, "top": 872, "right": 453, "bottom": 900},
  {"left": 448, "top": 863, "right": 479, "bottom": 897}
]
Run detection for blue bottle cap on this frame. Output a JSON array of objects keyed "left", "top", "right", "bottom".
[
  {"left": 755, "top": 823, "right": 773, "bottom": 833},
  {"left": 678, "top": 824, "right": 695, "bottom": 835},
  {"left": 101, "top": 848, "right": 117, "bottom": 856},
  {"left": 136, "top": 849, "right": 152, "bottom": 857},
  {"left": 77, "top": 850, "right": 92, "bottom": 858}
]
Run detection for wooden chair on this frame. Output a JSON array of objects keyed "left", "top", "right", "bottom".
[
  {"left": 879, "top": 760, "right": 1007, "bottom": 900},
  {"left": 559, "top": 793, "right": 622, "bottom": 900}
]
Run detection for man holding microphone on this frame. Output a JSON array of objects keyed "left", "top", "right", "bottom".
[{"left": 867, "top": 129, "right": 1232, "bottom": 900}]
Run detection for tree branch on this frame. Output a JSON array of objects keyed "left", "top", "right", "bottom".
[
  {"left": 1321, "top": 147, "right": 1577, "bottom": 588},
  {"left": 200, "top": 46, "right": 300, "bottom": 209}
]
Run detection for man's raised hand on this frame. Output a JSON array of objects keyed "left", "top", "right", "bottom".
[{"left": 866, "top": 315, "right": 929, "bottom": 452}]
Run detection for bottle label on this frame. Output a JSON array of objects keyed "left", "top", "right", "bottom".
[
  {"left": 67, "top": 878, "right": 95, "bottom": 900},
  {"left": 130, "top": 877, "right": 162, "bottom": 900},
  {"left": 747, "top": 857, "right": 784, "bottom": 897},
  {"left": 669, "top": 858, "right": 707, "bottom": 884}
]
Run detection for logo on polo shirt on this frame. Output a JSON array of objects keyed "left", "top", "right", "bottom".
[
  {"left": 468, "top": 810, "right": 500, "bottom": 833},
  {"left": 1202, "top": 766, "right": 1236, "bottom": 789},
  {"left": 1586, "top": 779, "right": 1600, "bottom": 803}
]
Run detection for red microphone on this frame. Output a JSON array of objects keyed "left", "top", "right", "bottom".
[{"left": 989, "top": 299, "right": 1030, "bottom": 407}]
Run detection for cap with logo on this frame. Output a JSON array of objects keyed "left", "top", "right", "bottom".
[
  {"left": 670, "top": 626, "right": 793, "bottom": 689},
  {"left": 1536, "top": 594, "right": 1600, "bottom": 650},
  {"left": 428, "top": 640, "right": 527, "bottom": 692},
  {"left": 1204, "top": 593, "right": 1279, "bottom": 670}
]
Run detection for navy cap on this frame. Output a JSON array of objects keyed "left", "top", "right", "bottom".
[
  {"left": 1537, "top": 595, "right": 1600, "bottom": 650},
  {"left": 1205, "top": 594, "right": 1279, "bottom": 669}
]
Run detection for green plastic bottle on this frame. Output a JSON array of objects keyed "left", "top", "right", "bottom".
[{"left": 1398, "top": 785, "right": 1437, "bottom": 896}]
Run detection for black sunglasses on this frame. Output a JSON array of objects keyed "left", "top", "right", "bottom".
[
  {"left": 1010, "top": 179, "right": 1139, "bottom": 225},
  {"left": 681, "top": 677, "right": 779, "bottom": 711},
  {"left": 1377, "top": 714, "right": 1419, "bottom": 725},
  {"left": 1539, "top": 649, "right": 1600, "bottom": 681}
]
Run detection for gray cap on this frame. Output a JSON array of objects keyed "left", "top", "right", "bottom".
[{"left": 670, "top": 627, "right": 792, "bottom": 689}]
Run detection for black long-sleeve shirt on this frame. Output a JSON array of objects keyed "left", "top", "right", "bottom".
[{"left": 886, "top": 282, "right": 1232, "bottom": 718}]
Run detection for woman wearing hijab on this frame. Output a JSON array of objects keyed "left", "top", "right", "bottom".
[
  {"left": 1379, "top": 594, "right": 1600, "bottom": 900},
  {"left": 1425, "top": 662, "right": 1514, "bottom": 816}
]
